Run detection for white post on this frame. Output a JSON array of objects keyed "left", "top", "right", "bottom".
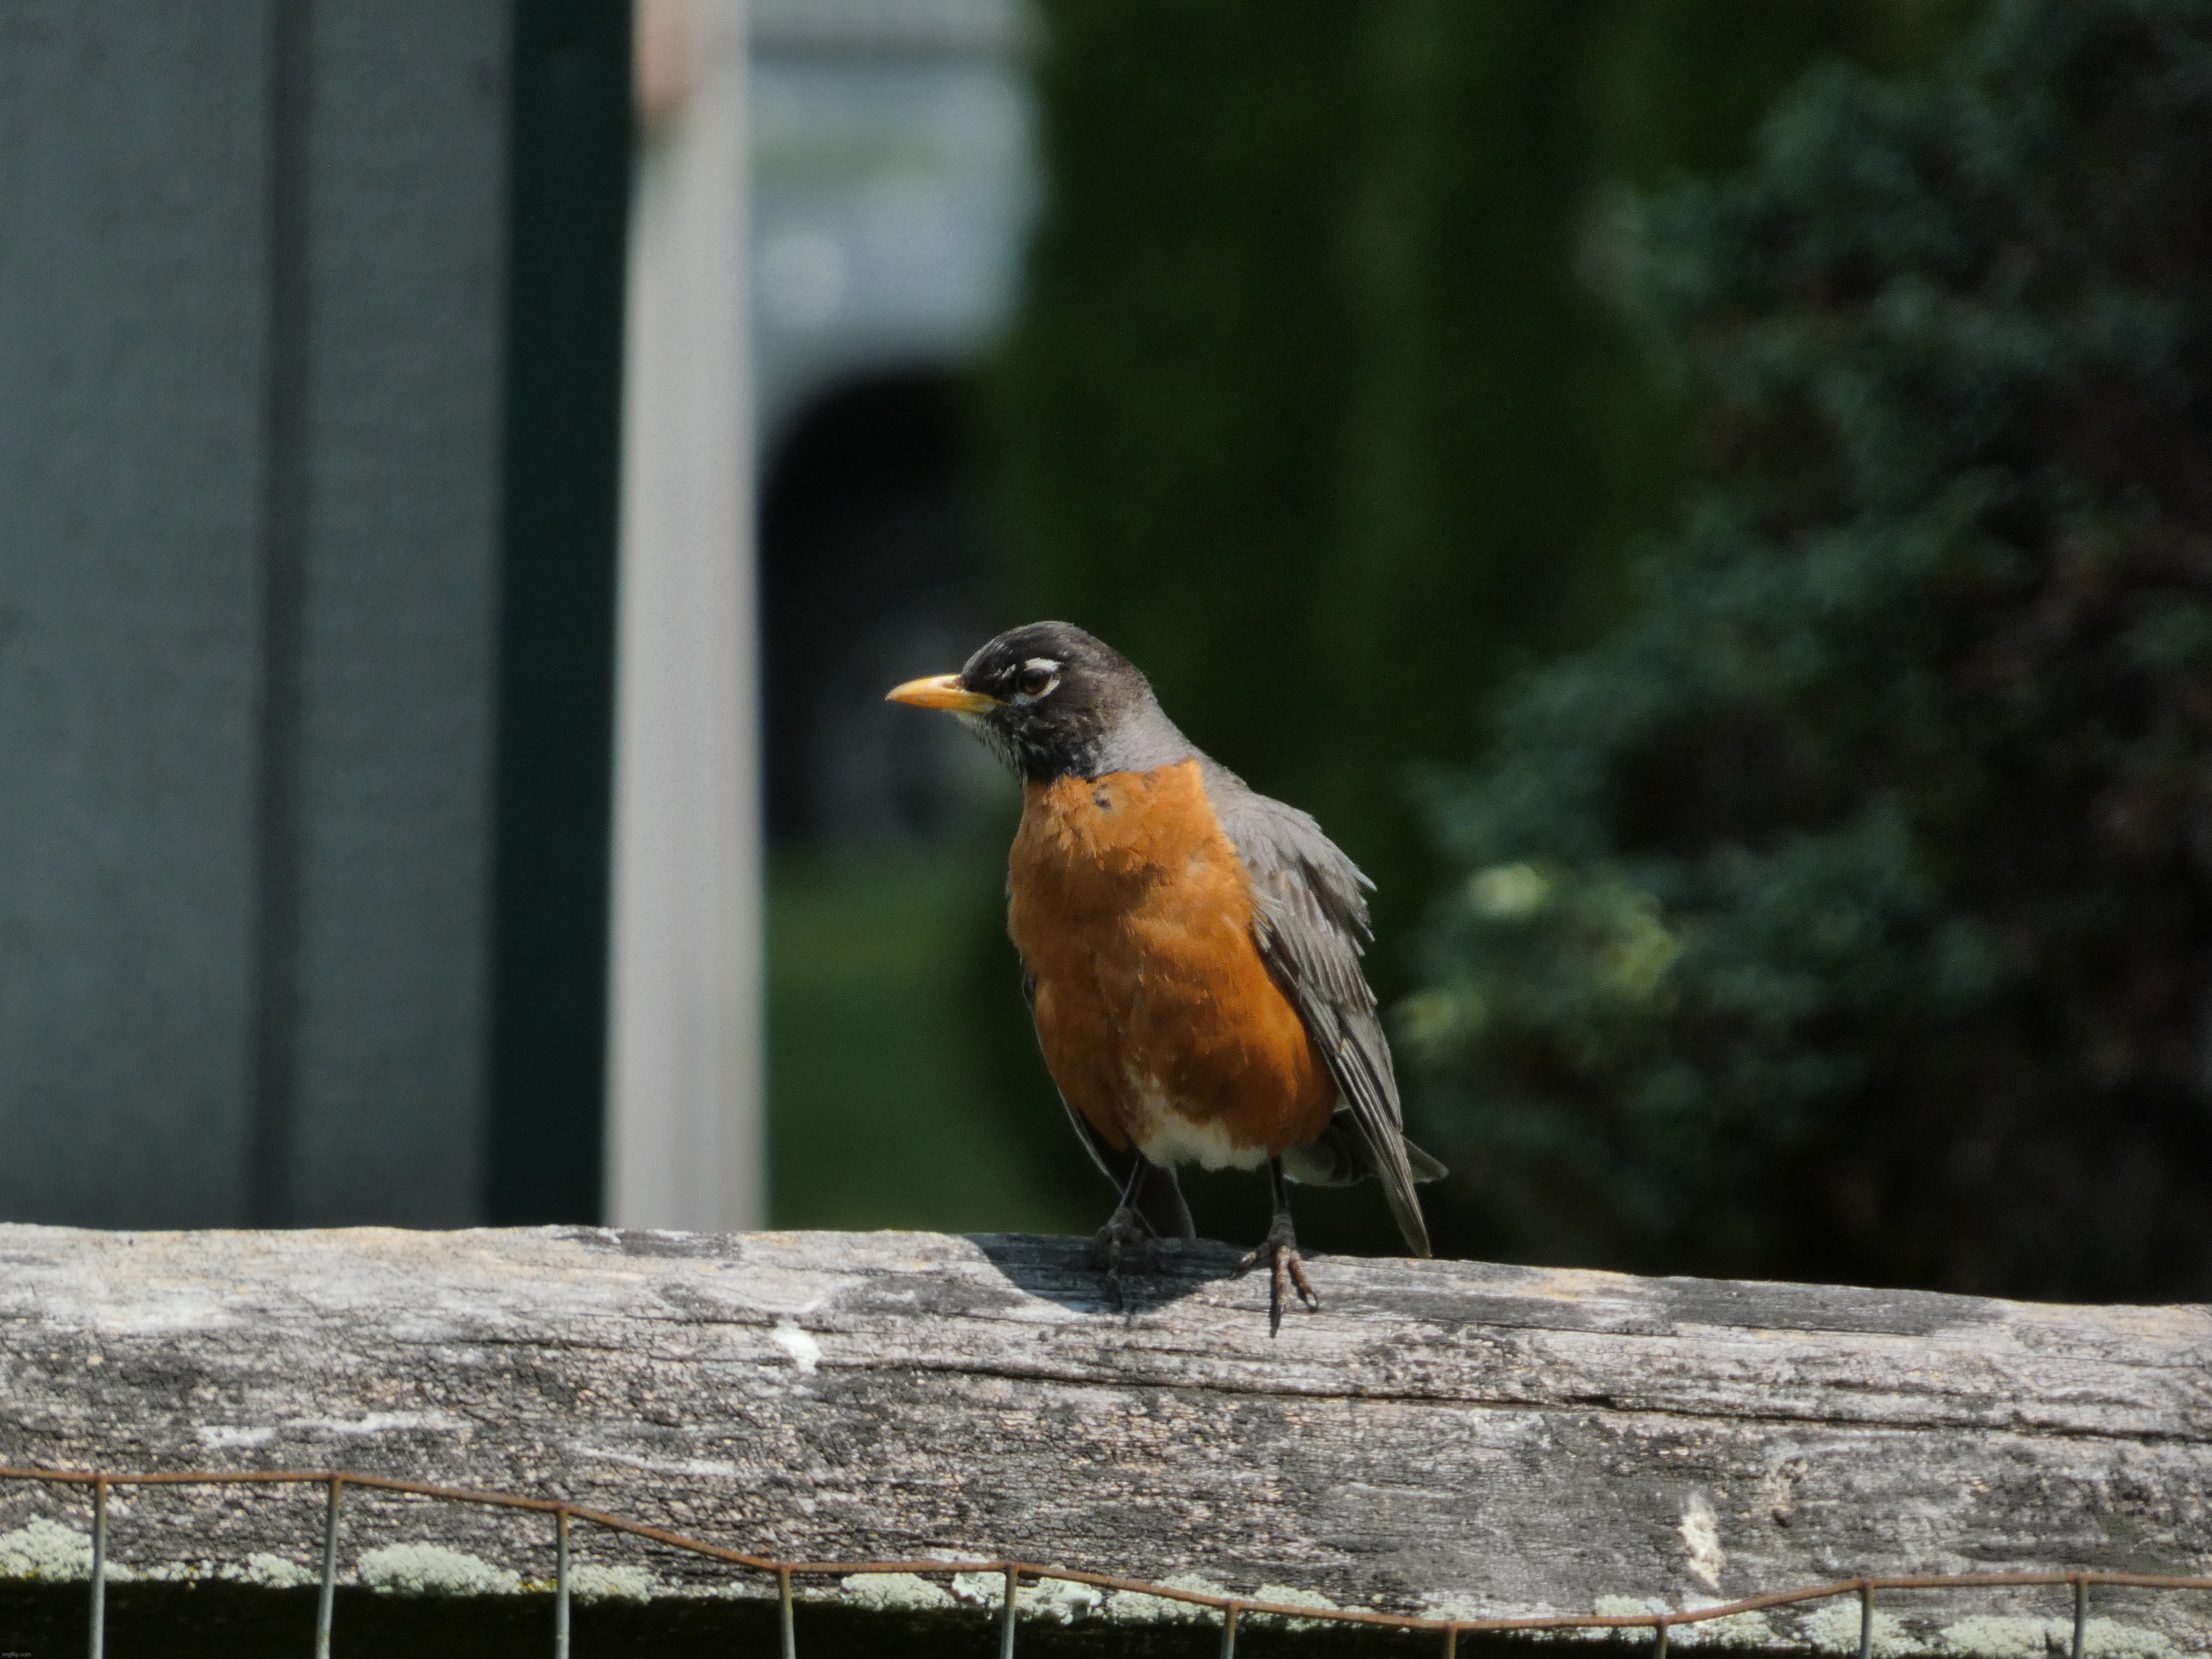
[{"left": 607, "top": 0, "right": 762, "bottom": 1231}]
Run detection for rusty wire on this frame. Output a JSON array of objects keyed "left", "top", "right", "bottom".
[{"left": 3, "top": 1464, "right": 2205, "bottom": 1659}]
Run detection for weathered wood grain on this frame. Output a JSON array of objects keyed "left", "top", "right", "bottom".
[{"left": 2, "top": 1224, "right": 2208, "bottom": 1653}]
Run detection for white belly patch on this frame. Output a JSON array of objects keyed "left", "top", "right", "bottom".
[{"left": 1125, "top": 1070, "right": 1269, "bottom": 1172}]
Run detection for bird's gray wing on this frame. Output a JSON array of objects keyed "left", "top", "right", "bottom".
[
  {"left": 1203, "top": 762, "right": 1438, "bottom": 1257},
  {"left": 1021, "top": 962, "right": 1194, "bottom": 1240}
]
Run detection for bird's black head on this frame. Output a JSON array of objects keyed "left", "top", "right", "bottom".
[{"left": 885, "top": 621, "right": 1190, "bottom": 782}]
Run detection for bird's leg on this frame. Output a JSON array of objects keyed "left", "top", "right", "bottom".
[
  {"left": 1089, "top": 1157, "right": 1160, "bottom": 1308},
  {"left": 1237, "top": 1157, "right": 1320, "bottom": 1337}
]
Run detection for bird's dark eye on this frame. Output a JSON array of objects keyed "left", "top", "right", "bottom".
[{"left": 1017, "top": 665, "right": 1054, "bottom": 697}]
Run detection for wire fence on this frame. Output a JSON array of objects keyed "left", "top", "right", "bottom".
[{"left": 4, "top": 1464, "right": 2207, "bottom": 1659}]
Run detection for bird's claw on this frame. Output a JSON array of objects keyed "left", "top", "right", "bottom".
[
  {"left": 1236, "top": 1226, "right": 1320, "bottom": 1337},
  {"left": 1090, "top": 1205, "right": 1157, "bottom": 1309}
]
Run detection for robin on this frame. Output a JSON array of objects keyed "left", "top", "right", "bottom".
[{"left": 888, "top": 621, "right": 1445, "bottom": 1333}]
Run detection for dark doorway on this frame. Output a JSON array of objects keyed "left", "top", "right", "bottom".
[{"left": 760, "top": 370, "right": 1005, "bottom": 849}]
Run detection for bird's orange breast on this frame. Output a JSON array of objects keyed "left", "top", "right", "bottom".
[{"left": 1007, "top": 759, "right": 1337, "bottom": 1168}]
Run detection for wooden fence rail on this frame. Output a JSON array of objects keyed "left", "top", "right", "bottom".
[{"left": 2, "top": 1224, "right": 2207, "bottom": 1654}]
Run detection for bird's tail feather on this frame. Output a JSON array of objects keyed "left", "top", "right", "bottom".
[{"left": 1280, "top": 1112, "right": 1447, "bottom": 1257}]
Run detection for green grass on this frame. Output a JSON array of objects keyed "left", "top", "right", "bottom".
[{"left": 766, "top": 848, "right": 1091, "bottom": 1235}]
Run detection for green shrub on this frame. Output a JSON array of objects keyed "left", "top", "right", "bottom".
[{"left": 1411, "top": 0, "right": 2212, "bottom": 1296}]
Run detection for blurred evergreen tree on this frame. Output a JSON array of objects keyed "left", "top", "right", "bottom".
[
  {"left": 989, "top": 0, "right": 1369, "bottom": 827},
  {"left": 991, "top": 0, "right": 1964, "bottom": 954},
  {"left": 983, "top": 0, "right": 1967, "bottom": 1248},
  {"left": 1408, "top": 0, "right": 2212, "bottom": 1298}
]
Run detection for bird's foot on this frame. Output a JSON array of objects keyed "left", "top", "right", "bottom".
[
  {"left": 1236, "top": 1216, "right": 1320, "bottom": 1338},
  {"left": 1089, "top": 1205, "right": 1158, "bottom": 1309}
]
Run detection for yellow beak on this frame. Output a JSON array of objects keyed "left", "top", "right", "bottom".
[{"left": 885, "top": 673, "right": 999, "bottom": 715}]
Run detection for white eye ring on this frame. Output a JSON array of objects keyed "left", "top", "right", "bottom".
[{"left": 1011, "top": 659, "right": 1061, "bottom": 703}]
